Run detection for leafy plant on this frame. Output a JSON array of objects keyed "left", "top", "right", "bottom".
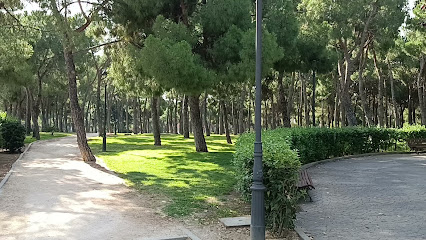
[
  {"left": 234, "top": 130, "right": 301, "bottom": 235},
  {"left": 0, "top": 117, "right": 26, "bottom": 152}
]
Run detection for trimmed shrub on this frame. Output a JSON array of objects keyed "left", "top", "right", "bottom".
[
  {"left": 398, "top": 125, "right": 426, "bottom": 141},
  {"left": 0, "top": 112, "right": 6, "bottom": 149},
  {"left": 234, "top": 130, "right": 301, "bottom": 235},
  {"left": 0, "top": 118, "right": 26, "bottom": 152},
  {"left": 285, "top": 127, "right": 400, "bottom": 164}
]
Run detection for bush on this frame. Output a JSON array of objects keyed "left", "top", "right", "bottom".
[
  {"left": 0, "top": 116, "right": 26, "bottom": 152},
  {"left": 0, "top": 112, "right": 6, "bottom": 149},
  {"left": 283, "top": 127, "right": 399, "bottom": 164},
  {"left": 234, "top": 130, "right": 301, "bottom": 235},
  {"left": 398, "top": 125, "right": 426, "bottom": 141}
]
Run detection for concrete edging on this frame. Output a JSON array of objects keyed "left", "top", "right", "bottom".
[
  {"left": 295, "top": 226, "right": 311, "bottom": 240},
  {"left": 0, "top": 142, "right": 34, "bottom": 192}
]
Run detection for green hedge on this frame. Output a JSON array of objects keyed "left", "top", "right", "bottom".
[
  {"left": 234, "top": 125, "right": 426, "bottom": 235},
  {"left": 284, "top": 126, "right": 426, "bottom": 164},
  {"left": 0, "top": 112, "right": 26, "bottom": 152},
  {"left": 233, "top": 130, "right": 301, "bottom": 235}
]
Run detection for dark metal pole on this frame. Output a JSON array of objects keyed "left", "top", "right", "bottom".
[
  {"left": 251, "top": 0, "right": 266, "bottom": 239},
  {"left": 312, "top": 70, "right": 316, "bottom": 126},
  {"left": 102, "top": 83, "right": 107, "bottom": 152}
]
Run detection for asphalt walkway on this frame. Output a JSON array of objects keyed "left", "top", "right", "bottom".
[{"left": 296, "top": 154, "right": 426, "bottom": 240}]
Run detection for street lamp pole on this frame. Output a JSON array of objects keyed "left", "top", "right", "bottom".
[
  {"left": 102, "top": 83, "right": 107, "bottom": 152},
  {"left": 251, "top": 0, "right": 266, "bottom": 239}
]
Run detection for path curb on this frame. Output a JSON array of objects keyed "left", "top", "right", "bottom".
[
  {"left": 0, "top": 142, "right": 34, "bottom": 192},
  {"left": 295, "top": 226, "right": 311, "bottom": 240}
]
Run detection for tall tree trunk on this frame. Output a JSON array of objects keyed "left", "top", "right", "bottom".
[
  {"left": 278, "top": 71, "right": 291, "bottom": 127},
  {"left": 312, "top": 70, "right": 316, "bottom": 126},
  {"left": 50, "top": 0, "right": 95, "bottom": 161},
  {"left": 219, "top": 101, "right": 225, "bottom": 134},
  {"left": 221, "top": 100, "right": 232, "bottom": 144},
  {"left": 417, "top": 54, "right": 426, "bottom": 125},
  {"left": 166, "top": 105, "right": 170, "bottom": 133},
  {"left": 408, "top": 85, "right": 413, "bottom": 125},
  {"left": 188, "top": 95, "right": 208, "bottom": 152},
  {"left": 203, "top": 92, "right": 210, "bottom": 136},
  {"left": 25, "top": 88, "right": 32, "bottom": 135},
  {"left": 302, "top": 75, "right": 310, "bottom": 126},
  {"left": 358, "top": 47, "right": 373, "bottom": 126},
  {"left": 287, "top": 72, "right": 296, "bottom": 126},
  {"left": 339, "top": 44, "right": 358, "bottom": 126},
  {"left": 64, "top": 47, "right": 95, "bottom": 161},
  {"left": 151, "top": 96, "right": 161, "bottom": 146},
  {"left": 372, "top": 48, "right": 385, "bottom": 127},
  {"left": 298, "top": 83, "right": 303, "bottom": 126},
  {"left": 387, "top": 60, "right": 400, "bottom": 128},
  {"left": 182, "top": 95, "right": 190, "bottom": 138},
  {"left": 174, "top": 97, "right": 178, "bottom": 134},
  {"left": 31, "top": 76, "right": 43, "bottom": 140},
  {"left": 232, "top": 102, "right": 238, "bottom": 135},
  {"left": 133, "top": 98, "right": 139, "bottom": 134},
  {"left": 271, "top": 95, "right": 276, "bottom": 129},
  {"left": 238, "top": 90, "right": 245, "bottom": 134}
]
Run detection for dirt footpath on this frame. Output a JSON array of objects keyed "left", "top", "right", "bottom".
[{"left": 0, "top": 135, "right": 257, "bottom": 240}]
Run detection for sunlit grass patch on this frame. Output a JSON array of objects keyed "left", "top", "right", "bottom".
[
  {"left": 89, "top": 133, "right": 239, "bottom": 217},
  {"left": 25, "top": 132, "right": 73, "bottom": 144}
]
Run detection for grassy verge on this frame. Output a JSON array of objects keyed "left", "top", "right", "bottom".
[
  {"left": 88, "top": 134, "right": 243, "bottom": 218},
  {"left": 25, "top": 132, "right": 73, "bottom": 144}
]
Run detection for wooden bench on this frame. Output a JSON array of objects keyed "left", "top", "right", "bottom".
[
  {"left": 407, "top": 139, "right": 426, "bottom": 153},
  {"left": 297, "top": 169, "right": 315, "bottom": 202}
]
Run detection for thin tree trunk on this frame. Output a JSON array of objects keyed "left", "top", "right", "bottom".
[
  {"left": 174, "top": 97, "right": 178, "bottom": 134},
  {"left": 232, "top": 101, "right": 238, "bottom": 135},
  {"left": 221, "top": 100, "right": 232, "bottom": 144},
  {"left": 417, "top": 55, "right": 426, "bottom": 125},
  {"left": 387, "top": 60, "right": 400, "bottom": 127},
  {"left": 358, "top": 46, "right": 373, "bottom": 126},
  {"left": 302, "top": 75, "right": 310, "bottom": 126},
  {"left": 183, "top": 95, "right": 190, "bottom": 138},
  {"left": 31, "top": 76, "right": 43, "bottom": 140},
  {"left": 238, "top": 90, "right": 245, "bottom": 134},
  {"left": 188, "top": 95, "right": 208, "bottom": 152},
  {"left": 25, "top": 88, "right": 32, "bottom": 135},
  {"left": 219, "top": 101, "right": 224, "bottom": 134},
  {"left": 340, "top": 44, "right": 358, "bottom": 126},
  {"left": 151, "top": 96, "right": 161, "bottom": 146},
  {"left": 278, "top": 71, "right": 291, "bottom": 127},
  {"left": 372, "top": 47, "right": 385, "bottom": 127},
  {"left": 133, "top": 98, "right": 139, "bottom": 134},
  {"left": 203, "top": 92, "right": 210, "bottom": 136}
]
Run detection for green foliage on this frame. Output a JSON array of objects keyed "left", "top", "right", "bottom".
[
  {"left": 398, "top": 125, "right": 426, "bottom": 140},
  {"left": 141, "top": 35, "right": 213, "bottom": 95},
  {"left": 234, "top": 130, "right": 301, "bottom": 234},
  {"left": 200, "top": 0, "right": 252, "bottom": 37},
  {"left": 0, "top": 116, "right": 26, "bottom": 152},
  {"left": 282, "top": 128, "right": 399, "bottom": 164}
]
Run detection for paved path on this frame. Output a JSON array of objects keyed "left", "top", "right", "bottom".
[
  {"left": 0, "top": 135, "right": 192, "bottom": 240},
  {"left": 296, "top": 154, "right": 426, "bottom": 240}
]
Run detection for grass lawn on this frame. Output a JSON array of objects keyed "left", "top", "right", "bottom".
[
  {"left": 89, "top": 134, "right": 241, "bottom": 217},
  {"left": 25, "top": 132, "right": 73, "bottom": 144}
]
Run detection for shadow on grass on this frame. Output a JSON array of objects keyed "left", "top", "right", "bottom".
[{"left": 89, "top": 134, "right": 238, "bottom": 217}]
